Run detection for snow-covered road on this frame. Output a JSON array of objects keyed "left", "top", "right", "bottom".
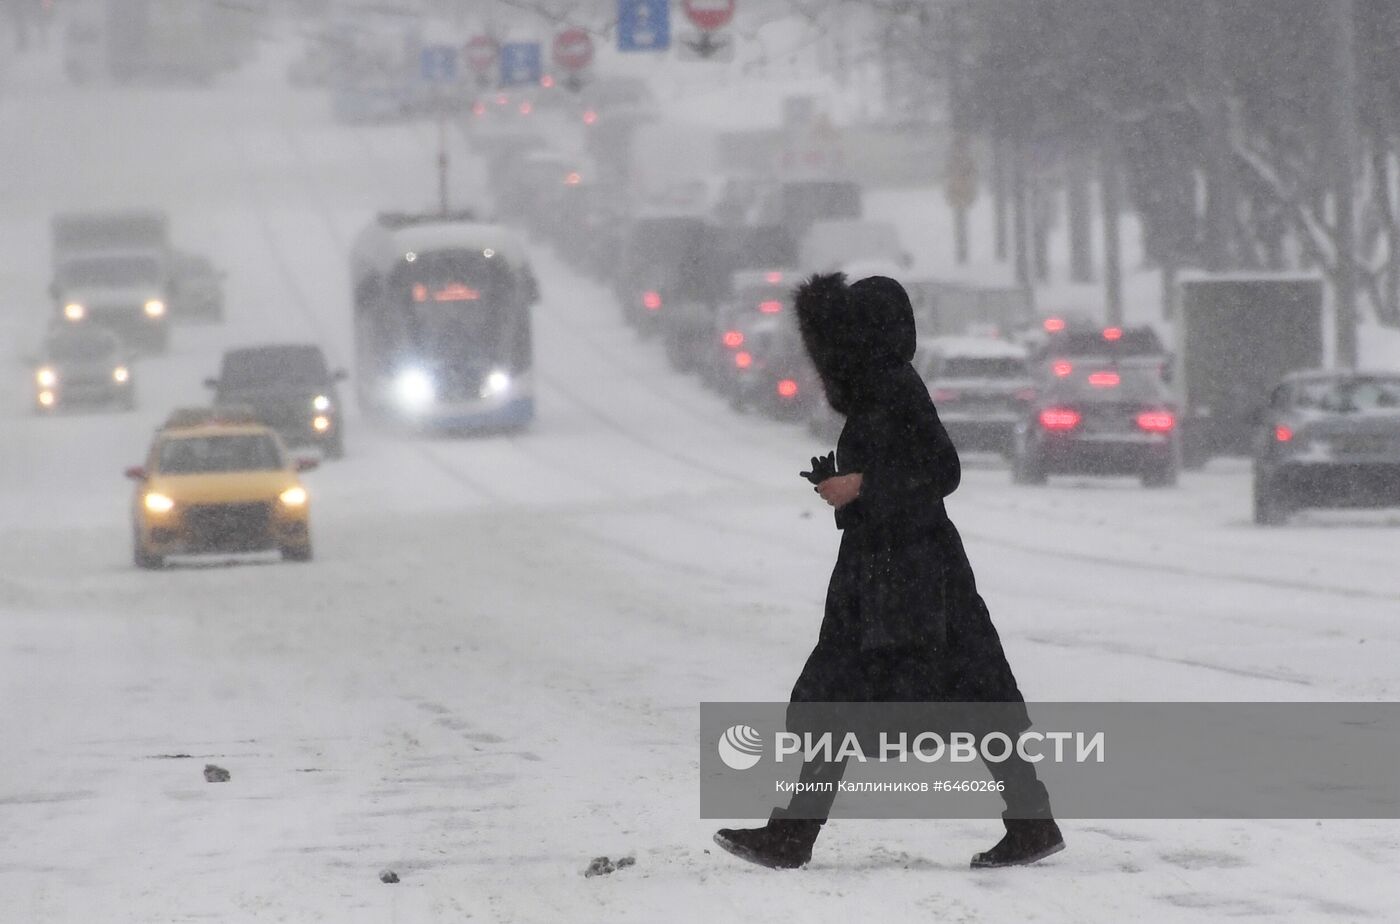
[{"left": 2, "top": 40, "right": 1397, "bottom": 924}]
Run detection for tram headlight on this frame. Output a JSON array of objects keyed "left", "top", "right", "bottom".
[
  {"left": 394, "top": 367, "right": 435, "bottom": 412},
  {"left": 480, "top": 369, "right": 511, "bottom": 398}
]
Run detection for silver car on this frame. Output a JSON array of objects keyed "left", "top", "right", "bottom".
[
  {"left": 32, "top": 326, "right": 136, "bottom": 413},
  {"left": 1252, "top": 370, "right": 1400, "bottom": 524}
]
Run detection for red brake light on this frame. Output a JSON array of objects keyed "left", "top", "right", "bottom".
[
  {"left": 519, "top": 101, "right": 533, "bottom": 115},
  {"left": 1136, "top": 411, "right": 1175, "bottom": 433},
  {"left": 1275, "top": 424, "right": 1293, "bottom": 442},
  {"left": 777, "top": 379, "right": 799, "bottom": 398},
  {"left": 1043, "top": 317, "right": 1066, "bottom": 333},
  {"left": 931, "top": 388, "right": 960, "bottom": 402},
  {"left": 758, "top": 300, "right": 782, "bottom": 314},
  {"left": 1052, "top": 360, "right": 1073, "bottom": 378},
  {"left": 642, "top": 291, "right": 662, "bottom": 311},
  {"left": 722, "top": 330, "right": 744, "bottom": 348},
  {"left": 472, "top": 101, "right": 486, "bottom": 116},
  {"left": 1039, "top": 408, "right": 1081, "bottom": 431},
  {"left": 1088, "top": 371, "right": 1120, "bottom": 387},
  {"left": 565, "top": 171, "right": 582, "bottom": 185},
  {"left": 540, "top": 74, "right": 554, "bottom": 88},
  {"left": 1103, "top": 327, "right": 1123, "bottom": 341},
  {"left": 432, "top": 283, "right": 479, "bottom": 302},
  {"left": 412, "top": 283, "right": 428, "bottom": 302},
  {"left": 734, "top": 351, "right": 753, "bottom": 369},
  {"left": 765, "top": 271, "right": 784, "bottom": 284},
  {"left": 496, "top": 94, "right": 508, "bottom": 106},
  {"left": 582, "top": 109, "right": 597, "bottom": 125}
]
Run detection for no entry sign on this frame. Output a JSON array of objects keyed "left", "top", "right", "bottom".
[
  {"left": 464, "top": 35, "right": 499, "bottom": 74},
  {"left": 553, "top": 28, "right": 594, "bottom": 71},
  {"left": 682, "top": 0, "right": 735, "bottom": 32}
]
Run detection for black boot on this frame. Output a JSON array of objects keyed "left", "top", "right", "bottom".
[
  {"left": 713, "top": 817, "right": 822, "bottom": 870},
  {"left": 970, "top": 818, "right": 1064, "bottom": 869}
]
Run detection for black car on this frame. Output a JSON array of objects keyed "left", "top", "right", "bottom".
[
  {"left": 1011, "top": 362, "right": 1180, "bottom": 487},
  {"left": 31, "top": 325, "right": 135, "bottom": 413},
  {"left": 206, "top": 344, "right": 347, "bottom": 458},
  {"left": 1251, "top": 371, "right": 1400, "bottom": 524},
  {"left": 1030, "top": 323, "right": 1170, "bottom": 384}
]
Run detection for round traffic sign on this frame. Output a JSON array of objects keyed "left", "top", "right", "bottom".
[
  {"left": 682, "top": 0, "right": 736, "bottom": 32},
  {"left": 464, "top": 35, "right": 499, "bottom": 74},
  {"left": 552, "top": 28, "right": 594, "bottom": 71}
]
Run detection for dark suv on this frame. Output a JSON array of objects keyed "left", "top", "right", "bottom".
[{"left": 206, "top": 344, "right": 347, "bottom": 458}]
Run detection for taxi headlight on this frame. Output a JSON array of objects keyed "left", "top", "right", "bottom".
[
  {"left": 143, "top": 299, "right": 166, "bottom": 318},
  {"left": 113, "top": 366, "right": 130, "bottom": 384},
  {"left": 64, "top": 303, "right": 86, "bottom": 321},
  {"left": 279, "top": 486, "right": 308, "bottom": 507},
  {"left": 144, "top": 492, "right": 175, "bottom": 514},
  {"left": 36, "top": 367, "right": 57, "bottom": 387}
]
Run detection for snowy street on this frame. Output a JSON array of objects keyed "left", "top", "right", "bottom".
[{"left": 2, "top": 31, "right": 1398, "bottom": 924}]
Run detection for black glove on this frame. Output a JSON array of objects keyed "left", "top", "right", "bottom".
[{"left": 800, "top": 451, "right": 837, "bottom": 487}]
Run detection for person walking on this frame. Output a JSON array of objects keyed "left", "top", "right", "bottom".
[{"left": 713, "top": 273, "right": 1063, "bottom": 870}]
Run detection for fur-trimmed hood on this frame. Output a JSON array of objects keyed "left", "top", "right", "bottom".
[{"left": 793, "top": 272, "right": 917, "bottom": 413}]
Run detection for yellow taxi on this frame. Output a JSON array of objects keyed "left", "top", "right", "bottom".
[{"left": 125, "top": 408, "right": 316, "bottom": 569}]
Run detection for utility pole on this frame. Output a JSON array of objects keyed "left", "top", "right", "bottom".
[
  {"left": 1201, "top": 0, "right": 1235, "bottom": 272},
  {"left": 1332, "top": 0, "right": 1360, "bottom": 368},
  {"left": 1012, "top": 131, "right": 1035, "bottom": 312},
  {"left": 1100, "top": 121, "right": 1124, "bottom": 327}
]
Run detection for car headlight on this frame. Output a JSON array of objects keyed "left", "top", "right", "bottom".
[
  {"left": 394, "top": 368, "right": 435, "bottom": 411},
  {"left": 279, "top": 486, "right": 308, "bottom": 507},
  {"left": 143, "top": 299, "right": 166, "bottom": 318},
  {"left": 312, "top": 415, "right": 330, "bottom": 432},
  {"left": 312, "top": 394, "right": 331, "bottom": 412},
  {"left": 37, "top": 390, "right": 56, "bottom": 407},
  {"left": 113, "top": 366, "right": 130, "bottom": 383},
  {"left": 144, "top": 492, "right": 175, "bottom": 514},
  {"left": 64, "top": 302, "right": 86, "bottom": 321},
  {"left": 36, "top": 367, "right": 57, "bottom": 387},
  {"left": 480, "top": 369, "right": 511, "bottom": 398}
]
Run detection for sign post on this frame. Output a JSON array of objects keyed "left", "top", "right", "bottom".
[{"left": 420, "top": 44, "right": 461, "bottom": 214}]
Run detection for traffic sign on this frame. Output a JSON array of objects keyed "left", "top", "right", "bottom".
[
  {"left": 419, "top": 44, "right": 459, "bottom": 83},
  {"left": 499, "top": 42, "right": 542, "bottom": 87},
  {"left": 553, "top": 28, "right": 594, "bottom": 71},
  {"left": 618, "top": 0, "right": 669, "bottom": 52},
  {"left": 682, "top": 0, "right": 735, "bottom": 32},
  {"left": 464, "top": 35, "right": 499, "bottom": 74}
]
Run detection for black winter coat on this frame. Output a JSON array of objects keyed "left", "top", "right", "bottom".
[{"left": 788, "top": 273, "right": 1028, "bottom": 713}]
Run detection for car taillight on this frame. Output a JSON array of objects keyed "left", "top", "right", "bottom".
[
  {"left": 722, "top": 330, "right": 744, "bottom": 348},
  {"left": 765, "top": 271, "right": 784, "bottom": 284},
  {"left": 758, "top": 300, "right": 782, "bottom": 314},
  {"left": 1103, "top": 327, "right": 1123, "bottom": 341},
  {"left": 777, "top": 379, "right": 799, "bottom": 398},
  {"left": 540, "top": 74, "right": 555, "bottom": 88},
  {"left": 1043, "top": 317, "right": 1066, "bottom": 333},
  {"left": 642, "top": 291, "right": 662, "bottom": 311},
  {"left": 1039, "top": 408, "right": 1081, "bottom": 431},
  {"left": 472, "top": 101, "right": 486, "bottom": 116},
  {"left": 735, "top": 351, "right": 753, "bottom": 369},
  {"left": 1275, "top": 424, "right": 1293, "bottom": 442},
  {"left": 1088, "top": 371, "right": 1120, "bottom": 387},
  {"left": 1052, "top": 360, "right": 1073, "bottom": 377},
  {"left": 565, "top": 171, "right": 582, "bottom": 185},
  {"left": 519, "top": 101, "right": 533, "bottom": 115},
  {"left": 582, "top": 109, "right": 597, "bottom": 125},
  {"left": 931, "top": 388, "right": 959, "bottom": 402},
  {"left": 1136, "top": 411, "right": 1175, "bottom": 433}
]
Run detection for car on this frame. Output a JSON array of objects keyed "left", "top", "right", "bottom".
[
  {"left": 205, "top": 344, "right": 347, "bottom": 459},
  {"left": 1251, "top": 370, "right": 1400, "bottom": 525},
  {"left": 704, "top": 269, "right": 797, "bottom": 391},
  {"left": 125, "top": 408, "right": 317, "bottom": 569},
  {"left": 171, "top": 251, "right": 225, "bottom": 321},
  {"left": 30, "top": 326, "right": 135, "bottom": 413},
  {"left": 615, "top": 213, "right": 723, "bottom": 342},
  {"left": 1029, "top": 322, "right": 1170, "bottom": 384},
  {"left": 1011, "top": 362, "right": 1180, "bottom": 487},
  {"left": 918, "top": 337, "right": 1035, "bottom": 458}
]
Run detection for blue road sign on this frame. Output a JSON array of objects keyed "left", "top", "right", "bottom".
[
  {"left": 419, "top": 44, "right": 459, "bottom": 82},
  {"left": 499, "top": 42, "right": 543, "bottom": 87},
  {"left": 618, "top": 0, "right": 670, "bottom": 52}
]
